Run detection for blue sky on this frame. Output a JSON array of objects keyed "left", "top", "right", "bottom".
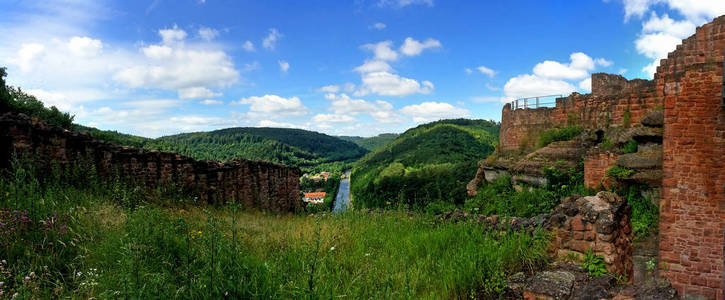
[{"left": 1, "top": 0, "right": 723, "bottom": 137}]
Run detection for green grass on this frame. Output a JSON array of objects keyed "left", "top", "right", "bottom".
[
  {"left": 606, "top": 165, "right": 635, "bottom": 179},
  {"left": 620, "top": 140, "right": 638, "bottom": 154},
  {"left": 0, "top": 158, "right": 550, "bottom": 299},
  {"left": 537, "top": 125, "right": 583, "bottom": 148}
]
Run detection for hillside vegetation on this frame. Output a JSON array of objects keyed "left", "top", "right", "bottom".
[
  {"left": 338, "top": 133, "right": 399, "bottom": 151},
  {"left": 142, "top": 127, "right": 368, "bottom": 172},
  {"left": 351, "top": 119, "right": 500, "bottom": 210}
]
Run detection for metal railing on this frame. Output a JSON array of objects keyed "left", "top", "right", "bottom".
[{"left": 509, "top": 94, "right": 562, "bottom": 110}]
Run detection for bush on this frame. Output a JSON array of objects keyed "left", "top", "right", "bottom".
[
  {"left": 606, "top": 165, "right": 635, "bottom": 179},
  {"left": 621, "top": 140, "right": 638, "bottom": 154},
  {"left": 626, "top": 185, "right": 659, "bottom": 241},
  {"left": 537, "top": 126, "right": 583, "bottom": 148},
  {"left": 583, "top": 249, "right": 607, "bottom": 277}
]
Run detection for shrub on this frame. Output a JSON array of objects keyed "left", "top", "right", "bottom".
[
  {"left": 538, "top": 126, "right": 583, "bottom": 148},
  {"left": 601, "top": 138, "right": 613, "bottom": 150},
  {"left": 606, "top": 165, "right": 635, "bottom": 179},
  {"left": 626, "top": 185, "right": 659, "bottom": 241},
  {"left": 621, "top": 140, "right": 638, "bottom": 154},
  {"left": 623, "top": 108, "right": 632, "bottom": 128},
  {"left": 583, "top": 249, "right": 607, "bottom": 277}
]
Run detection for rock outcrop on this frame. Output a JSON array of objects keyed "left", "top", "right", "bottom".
[{"left": 0, "top": 112, "right": 303, "bottom": 213}]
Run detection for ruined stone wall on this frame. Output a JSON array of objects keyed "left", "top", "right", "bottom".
[
  {"left": 0, "top": 113, "right": 303, "bottom": 213},
  {"left": 498, "top": 76, "right": 660, "bottom": 153},
  {"left": 657, "top": 15, "right": 725, "bottom": 299},
  {"left": 583, "top": 150, "right": 618, "bottom": 189}
]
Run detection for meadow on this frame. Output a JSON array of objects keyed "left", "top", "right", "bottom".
[{"left": 0, "top": 158, "right": 550, "bottom": 299}]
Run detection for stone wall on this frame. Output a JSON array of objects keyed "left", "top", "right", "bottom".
[
  {"left": 0, "top": 113, "right": 303, "bottom": 213},
  {"left": 657, "top": 15, "right": 725, "bottom": 299},
  {"left": 499, "top": 75, "right": 660, "bottom": 154},
  {"left": 583, "top": 150, "right": 618, "bottom": 189}
]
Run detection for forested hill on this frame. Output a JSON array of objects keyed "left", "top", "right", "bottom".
[
  {"left": 351, "top": 119, "right": 500, "bottom": 210},
  {"left": 338, "top": 133, "right": 399, "bottom": 151},
  {"left": 142, "top": 127, "right": 368, "bottom": 171}
]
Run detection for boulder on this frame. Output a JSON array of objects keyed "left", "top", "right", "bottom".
[
  {"left": 608, "top": 127, "right": 663, "bottom": 145},
  {"left": 616, "top": 152, "right": 662, "bottom": 170},
  {"left": 640, "top": 110, "right": 664, "bottom": 127},
  {"left": 523, "top": 271, "right": 576, "bottom": 299}
]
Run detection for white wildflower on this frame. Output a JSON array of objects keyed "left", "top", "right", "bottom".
[{"left": 330, "top": 246, "right": 335, "bottom": 251}]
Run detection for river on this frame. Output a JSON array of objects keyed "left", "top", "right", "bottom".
[{"left": 333, "top": 171, "right": 351, "bottom": 213}]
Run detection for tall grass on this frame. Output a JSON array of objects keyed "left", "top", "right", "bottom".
[{"left": 0, "top": 157, "right": 551, "bottom": 299}]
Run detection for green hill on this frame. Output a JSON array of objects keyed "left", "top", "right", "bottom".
[
  {"left": 351, "top": 119, "right": 500, "bottom": 210},
  {"left": 338, "top": 133, "right": 399, "bottom": 151},
  {"left": 143, "top": 127, "right": 368, "bottom": 172}
]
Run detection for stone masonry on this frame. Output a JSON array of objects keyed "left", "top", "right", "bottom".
[
  {"left": 476, "top": 15, "right": 725, "bottom": 299},
  {"left": 0, "top": 113, "right": 303, "bottom": 213}
]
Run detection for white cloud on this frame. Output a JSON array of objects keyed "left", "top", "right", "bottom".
[
  {"left": 242, "top": 40, "right": 255, "bottom": 52},
  {"left": 464, "top": 68, "right": 473, "bottom": 74},
  {"left": 503, "top": 74, "right": 576, "bottom": 99},
  {"left": 595, "top": 58, "right": 613, "bottom": 67},
  {"left": 362, "top": 41, "right": 398, "bottom": 61},
  {"left": 378, "top": 0, "right": 433, "bottom": 7},
  {"left": 616, "top": 1, "right": 725, "bottom": 78},
  {"left": 11, "top": 43, "right": 45, "bottom": 72},
  {"left": 312, "top": 113, "right": 355, "bottom": 123},
  {"left": 178, "top": 87, "right": 222, "bottom": 99},
  {"left": 262, "top": 28, "right": 282, "bottom": 50},
  {"left": 485, "top": 83, "right": 500, "bottom": 91},
  {"left": 371, "top": 22, "right": 387, "bottom": 30},
  {"left": 198, "top": 27, "right": 219, "bottom": 41},
  {"left": 257, "top": 120, "right": 301, "bottom": 128},
  {"left": 324, "top": 93, "right": 403, "bottom": 123},
  {"left": 67, "top": 36, "right": 102, "bottom": 57},
  {"left": 114, "top": 28, "right": 239, "bottom": 93},
  {"left": 399, "top": 37, "right": 441, "bottom": 56},
  {"left": 235, "top": 94, "right": 308, "bottom": 116},
  {"left": 354, "top": 60, "right": 393, "bottom": 73},
  {"left": 400, "top": 102, "right": 471, "bottom": 123},
  {"left": 477, "top": 65, "right": 496, "bottom": 77},
  {"left": 318, "top": 85, "right": 340, "bottom": 93},
  {"left": 356, "top": 71, "right": 434, "bottom": 97},
  {"left": 578, "top": 78, "right": 592, "bottom": 93},
  {"left": 159, "top": 25, "right": 187, "bottom": 45},
  {"left": 618, "top": 68, "right": 628, "bottom": 75},
  {"left": 533, "top": 52, "right": 596, "bottom": 80},
  {"left": 200, "top": 99, "right": 223, "bottom": 105},
  {"left": 278, "top": 60, "right": 290, "bottom": 72}
]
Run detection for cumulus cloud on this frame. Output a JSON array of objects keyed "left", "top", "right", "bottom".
[
  {"left": 356, "top": 72, "right": 433, "bottom": 97},
  {"left": 262, "top": 28, "right": 282, "bottom": 50},
  {"left": 178, "top": 87, "right": 222, "bottom": 99},
  {"left": 503, "top": 74, "right": 576, "bottom": 99},
  {"left": 257, "top": 120, "right": 301, "bottom": 128},
  {"left": 354, "top": 60, "right": 393, "bottom": 73},
  {"left": 578, "top": 78, "right": 592, "bottom": 93},
  {"left": 477, "top": 65, "right": 496, "bottom": 77},
  {"left": 235, "top": 94, "right": 308, "bottom": 116},
  {"left": 198, "top": 26, "right": 219, "bottom": 41},
  {"left": 113, "top": 27, "right": 239, "bottom": 94},
  {"left": 400, "top": 102, "right": 471, "bottom": 123},
  {"left": 318, "top": 85, "right": 340, "bottom": 93},
  {"left": 532, "top": 52, "right": 596, "bottom": 80},
  {"left": 242, "top": 40, "right": 255, "bottom": 52},
  {"left": 370, "top": 22, "right": 386, "bottom": 30},
  {"left": 159, "top": 25, "right": 187, "bottom": 45},
  {"left": 67, "top": 36, "right": 102, "bottom": 57},
  {"left": 324, "top": 93, "right": 403, "bottom": 123},
  {"left": 362, "top": 40, "right": 398, "bottom": 61},
  {"left": 615, "top": 1, "right": 725, "bottom": 78},
  {"left": 278, "top": 60, "right": 290, "bottom": 72},
  {"left": 399, "top": 37, "right": 441, "bottom": 56},
  {"left": 312, "top": 113, "right": 355, "bottom": 123},
  {"left": 200, "top": 99, "right": 223, "bottom": 105}
]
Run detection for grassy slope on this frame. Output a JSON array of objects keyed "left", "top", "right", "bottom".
[
  {"left": 338, "top": 133, "right": 399, "bottom": 151},
  {"left": 1, "top": 164, "right": 550, "bottom": 299},
  {"left": 351, "top": 119, "right": 500, "bottom": 209}
]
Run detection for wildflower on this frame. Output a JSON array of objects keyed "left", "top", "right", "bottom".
[
  {"left": 12, "top": 292, "right": 18, "bottom": 299},
  {"left": 364, "top": 253, "right": 370, "bottom": 257},
  {"left": 330, "top": 246, "right": 335, "bottom": 251},
  {"left": 386, "top": 201, "right": 391, "bottom": 205},
  {"left": 23, "top": 276, "right": 30, "bottom": 282},
  {"left": 1, "top": 260, "right": 5, "bottom": 265},
  {"left": 0, "top": 281, "right": 4, "bottom": 287}
]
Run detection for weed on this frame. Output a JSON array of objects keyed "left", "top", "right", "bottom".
[
  {"left": 538, "top": 126, "right": 584, "bottom": 148},
  {"left": 623, "top": 108, "right": 632, "bottom": 128},
  {"left": 583, "top": 249, "right": 607, "bottom": 277},
  {"left": 621, "top": 140, "right": 638, "bottom": 154},
  {"left": 607, "top": 165, "right": 635, "bottom": 179}
]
